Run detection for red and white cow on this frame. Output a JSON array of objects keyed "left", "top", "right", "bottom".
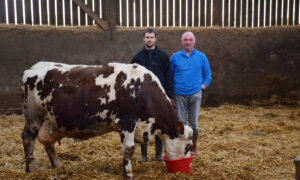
[{"left": 21, "top": 61, "right": 193, "bottom": 179}]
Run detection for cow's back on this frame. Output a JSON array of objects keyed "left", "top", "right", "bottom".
[{"left": 21, "top": 61, "right": 163, "bottom": 133}]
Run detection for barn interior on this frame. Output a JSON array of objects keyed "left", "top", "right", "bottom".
[{"left": 0, "top": 0, "right": 300, "bottom": 179}]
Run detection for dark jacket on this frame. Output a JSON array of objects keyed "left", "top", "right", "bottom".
[{"left": 131, "top": 46, "right": 174, "bottom": 98}]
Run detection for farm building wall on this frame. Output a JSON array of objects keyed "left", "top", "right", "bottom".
[{"left": 0, "top": 25, "right": 299, "bottom": 113}]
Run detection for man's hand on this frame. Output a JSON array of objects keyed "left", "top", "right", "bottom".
[
  {"left": 171, "top": 98, "right": 176, "bottom": 109},
  {"left": 201, "top": 84, "right": 207, "bottom": 91}
]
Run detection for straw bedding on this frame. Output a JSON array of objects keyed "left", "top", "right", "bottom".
[{"left": 0, "top": 104, "right": 299, "bottom": 179}]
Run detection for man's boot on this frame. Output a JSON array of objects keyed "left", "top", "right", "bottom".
[
  {"left": 155, "top": 135, "right": 164, "bottom": 161},
  {"left": 191, "top": 130, "right": 198, "bottom": 155},
  {"left": 138, "top": 143, "right": 147, "bottom": 163}
]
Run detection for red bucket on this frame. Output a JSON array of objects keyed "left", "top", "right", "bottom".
[{"left": 164, "top": 153, "right": 194, "bottom": 174}]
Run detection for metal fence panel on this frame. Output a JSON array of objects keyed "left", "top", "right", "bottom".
[{"left": 0, "top": 0, "right": 299, "bottom": 27}]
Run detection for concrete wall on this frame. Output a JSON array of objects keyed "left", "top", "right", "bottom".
[{"left": 0, "top": 25, "right": 299, "bottom": 113}]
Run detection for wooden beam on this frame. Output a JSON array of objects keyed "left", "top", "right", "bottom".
[
  {"left": 106, "top": 0, "right": 116, "bottom": 40},
  {"left": 72, "top": 0, "right": 108, "bottom": 30},
  {"left": 106, "top": 0, "right": 116, "bottom": 30}
]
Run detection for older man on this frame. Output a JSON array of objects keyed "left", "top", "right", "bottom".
[{"left": 170, "top": 31, "right": 212, "bottom": 155}]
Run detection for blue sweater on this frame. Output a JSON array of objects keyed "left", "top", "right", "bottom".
[{"left": 170, "top": 49, "right": 212, "bottom": 95}]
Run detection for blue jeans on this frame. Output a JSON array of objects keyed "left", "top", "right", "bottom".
[{"left": 174, "top": 90, "right": 202, "bottom": 131}]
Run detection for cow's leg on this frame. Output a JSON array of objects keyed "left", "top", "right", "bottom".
[
  {"left": 44, "top": 144, "right": 62, "bottom": 168},
  {"left": 21, "top": 98, "right": 46, "bottom": 172},
  {"left": 22, "top": 124, "right": 38, "bottom": 172},
  {"left": 21, "top": 113, "right": 44, "bottom": 172},
  {"left": 120, "top": 130, "right": 135, "bottom": 179}
]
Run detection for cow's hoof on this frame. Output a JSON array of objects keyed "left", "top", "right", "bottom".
[
  {"left": 123, "top": 171, "right": 134, "bottom": 180},
  {"left": 53, "top": 160, "right": 62, "bottom": 168},
  {"left": 26, "top": 162, "right": 36, "bottom": 172},
  {"left": 123, "top": 176, "right": 134, "bottom": 180}
]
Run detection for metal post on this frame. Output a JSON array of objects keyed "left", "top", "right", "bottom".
[
  {"left": 211, "top": 0, "right": 213, "bottom": 27},
  {"left": 78, "top": 1, "right": 81, "bottom": 26},
  {"left": 92, "top": 0, "right": 95, "bottom": 25},
  {"left": 275, "top": 0, "right": 278, "bottom": 26},
  {"left": 38, "top": 0, "right": 41, "bottom": 25},
  {"left": 133, "top": 0, "right": 136, "bottom": 27},
  {"left": 263, "top": 0, "right": 266, "bottom": 27},
  {"left": 204, "top": 0, "right": 206, "bottom": 27},
  {"left": 47, "top": 0, "right": 50, "bottom": 25},
  {"left": 63, "top": 0, "right": 66, "bottom": 26},
  {"left": 140, "top": 0, "right": 143, "bottom": 27},
  {"left": 292, "top": 0, "right": 295, "bottom": 25},
  {"left": 246, "top": 0, "right": 249, "bottom": 28},
  {"left": 240, "top": 0, "right": 243, "bottom": 27},
  {"left": 173, "top": 0, "right": 175, "bottom": 27},
  {"left": 233, "top": 0, "right": 237, "bottom": 28},
  {"left": 199, "top": 0, "right": 201, "bottom": 27},
  {"left": 99, "top": 0, "right": 102, "bottom": 18},
  {"left": 85, "top": 0, "right": 88, "bottom": 26},
  {"left": 299, "top": 0, "right": 300, "bottom": 25},
  {"left": 147, "top": 0, "right": 149, "bottom": 27},
  {"left": 160, "top": 0, "right": 162, "bottom": 27},
  {"left": 222, "top": 0, "right": 224, "bottom": 27},
  {"left": 287, "top": 0, "right": 290, "bottom": 25},
  {"left": 70, "top": 0, "right": 73, "bottom": 26},
  {"left": 159, "top": 0, "right": 162, "bottom": 27},
  {"left": 126, "top": 0, "right": 129, "bottom": 27},
  {"left": 228, "top": 0, "right": 231, "bottom": 27},
  {"left": 186, "top": 0, "right": 188, "bottom": 27},
  {"left": 153, "top": 0, "right": 156, "bottom": 27},
  {"left": 179, "top": 0, "right": 182, "bottom": 27},
  {"left": 269, "top": 0, "right": 272, "bottom": 27},
  {"left": 5, "top": 0, "right": 8, "bottom": 24},
  {"left": 234, "top": 0, "right": 237, "bottom": 28},
  {"left": 258, "top": 0, "right": 260, "bottom": 27},
  {"left": 167, "top": 0, "right": 169, "bottom": 27},
  {"left": 119, "top": 0, "right": 122, "bottom": 26},
  {"left": 14, "top": 0, "right": 18, "bottom": 25},
  {"left": 192, "top": 0, "right": 195, "bottom": 27},
  {"left": 281, "top": 0, "right": 284, "bottom": 26},
  {"left": 55, "top": 0, "right": 58, "bottom": 26},
  {"left": 252, "top": 0, "right": 254, "bottom": 28},
  {"left": 31, "top": 0, "right": 34, "bottom": 26},
  {"left": 22, "top": 0, "right": 26, "bottom": 24}
]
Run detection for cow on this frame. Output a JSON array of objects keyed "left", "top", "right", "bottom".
[{"left": 21, "top": 61, "right": 193, "bottom": 179}]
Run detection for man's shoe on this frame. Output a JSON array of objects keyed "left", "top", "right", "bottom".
[
  {"left": 155, "top": 136, "right": 164, "bottom": 161},
  {"left": 138, "top": 155, "right": 147, "bottom": 163},
  {"left": 155, "top": 154, "right": 164, "bottom": 161}
]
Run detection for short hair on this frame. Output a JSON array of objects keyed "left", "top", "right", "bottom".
[{"left": 143, "top": 28, "right": 157, "bottom": 37}]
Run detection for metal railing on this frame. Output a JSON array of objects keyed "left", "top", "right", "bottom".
[
  {"left": 119, "top": 0, "right": 215, "bottom": 27},
  {"left": 221, "top": 0, "right": 300, "bottom": 28},
  {"left": 0, "top": 0, "right": 105, "bottom": 26},
  {"left": 0, "top": 0, "right": 299, "bottom": 28}
]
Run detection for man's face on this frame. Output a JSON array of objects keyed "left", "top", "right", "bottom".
[
  {"left": 143, "top": 32, "right": 157, "bottom": 49},
  {"left": 181, "top": 32, "right": 195, "bottom": 52}
]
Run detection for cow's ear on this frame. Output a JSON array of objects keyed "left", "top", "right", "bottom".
[{"left": 175, "top": 121, "right": 184, "bottom": 135}]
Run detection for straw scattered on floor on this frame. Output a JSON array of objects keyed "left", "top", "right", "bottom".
[{"left": 0, "top": 104, "right": 299, "bottom": 179}]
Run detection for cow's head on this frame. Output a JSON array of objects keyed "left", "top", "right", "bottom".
[{"left": 160, "top": 122, "right": 193, "bottom": 159}]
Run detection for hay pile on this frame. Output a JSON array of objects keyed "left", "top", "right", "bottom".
[{"left": 0, "top": 105, "right": 299, "bottom": 179}]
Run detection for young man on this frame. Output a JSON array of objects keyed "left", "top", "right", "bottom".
[
  {"left": 131, "top": 28, "right": 174, "bottom": 162},
  {"left": 170, "top": 31, "right": 212, "bottom": 155}
]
